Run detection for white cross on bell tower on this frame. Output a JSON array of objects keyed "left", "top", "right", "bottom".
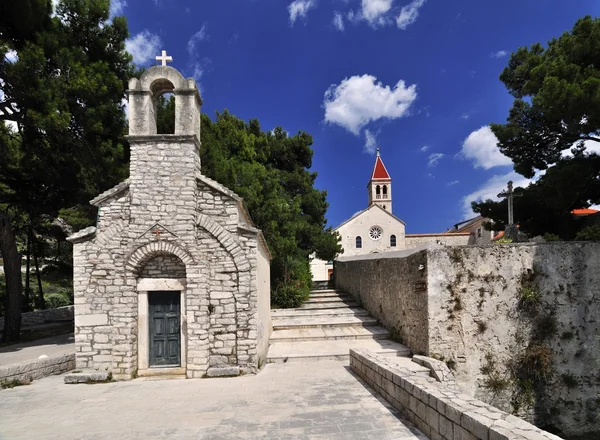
[{"left": 155, "top": 50, "right": 173, "bottom": 66}]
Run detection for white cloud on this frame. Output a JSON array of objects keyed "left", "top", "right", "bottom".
[
  {"left": 364, "top": 129, "right": 378, "bottom": 154},
  {"left": 447, "top": 180, "right": 459, "bottom": 186},
  {"left": 561, "top": 139, "right": 600, "bottom": 157},
  {"left": 461, "top": 113, "right": 470, "bottom": 120},
  {"left": 288, "top": 0, "right": 316, "bottom": 25},
  {"left": 428, "top": 152, "right": 444, "bottom": 167},
  {"left": 126, "top": 30, "right": 162, "bottom": 66},
  {"left": 461, "top": 171, "right": 533, "bottom": 219},
  {"left": 110, "top": 0, "right": 127, "bottom": 16},
  {"left": 187, "top": 24, "right": 209, "bottom": 56},
  {"left": 4, "top": 50, "right": 18, "bottom": 63},
  {"left": 420, "top": 145, "right": 429, "bottom": 152},
  {"left": 333, "top": 11, "right": 345, "bottom": 31},
  {"left": 396, "top": 0, "right": 427, "bottom": 30},
  {"left": 490, "top": 50, "right": 508, "bottom": 59},
  {"left": 323, "top": 74, "right": 417, "bottom": 135},
  {"left": 361, "top": 0, "right": 393, "bottom": 27},
  {"left": 459, "top": 126, "right": 512, "bottom": 169}
]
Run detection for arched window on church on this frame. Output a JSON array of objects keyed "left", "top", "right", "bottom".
[
  {"left": 156, "top": 93, "right": 175, "bottom": 134},
  {"left": 390, "top": 235, "right": 397, "bottom": 247},
  {"left": 376, "top": 185, "right": 381, "bottom": 199},
  {"left": 382, "top": 185, "right": 388, "bottom": 199},
  {"left": 356, "top": 236, "right": 362, "bottom": 249}
]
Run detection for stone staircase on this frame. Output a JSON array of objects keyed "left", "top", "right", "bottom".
[{"left": 267, "top": 289, "right": 428, "bottom": 374}]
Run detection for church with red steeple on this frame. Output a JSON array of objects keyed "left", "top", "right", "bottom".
[{"left": 309, "top": 149, "right": 472, "bottom": 282}]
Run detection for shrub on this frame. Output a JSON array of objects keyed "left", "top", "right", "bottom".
[
  {"left": 575, "top": 224, "right": 600, "bottom": 241},
  {"left": 271, "top": 257, "right": 311, "bottom": 308},
  {"left": 543, "top": 233, "right": 560, "bottom": 242},
  {"left": 44, "top": 293, "right": 71, "bottom": 309}
]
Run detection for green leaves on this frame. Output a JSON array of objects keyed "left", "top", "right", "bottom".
[
  {"left": 191, "top": 109, "right": 342, "bottom": 307},
  {"left": 0, "top": 0, "right": 133, "bottom": 221},
  {"left": 493, "top": 16, "right": 600, "bottom": 177}
]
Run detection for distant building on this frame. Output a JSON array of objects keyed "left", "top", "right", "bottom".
[
  {"left": 310, "top": 149, "right": 470, "bottom": 282},
  {"left": 445, "top": 216, "right": 495, "bottom": 245}
]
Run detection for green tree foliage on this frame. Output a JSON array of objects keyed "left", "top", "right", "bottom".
[
  {"left": 0, "top": 0, "right": 132, "bottom": 340},
  {"left": 491, "top": 15, "right": 600, "bottom": 178},
  {"left": 473, "top": 154, "right": 600, "bottom": 239},
  {"left": 158, "top": 108, "right": 341, "bottom": 307},
  {"left": 474, "top": 16, "right": 600, "bottom": 239}
]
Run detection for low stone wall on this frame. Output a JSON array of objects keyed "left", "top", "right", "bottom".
[
  {"left": 350, "top": 349, "right": 563, "bottom": 440},
  {"left": 0, "top": 354, "right": 75, "bottom": 385},
  {"left": 0, "top": 306, "right": 74, "bottom": 328}
]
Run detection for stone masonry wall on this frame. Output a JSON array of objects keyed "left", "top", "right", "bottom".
[
  {"left": 140, "top": 255, "right": 186, "bottom": 278},
  {"left": 427, "top": 243, "right": 600, "bottom": 440},
  {"left": 405, "top": 234, "right": 470, "bottom": 249},
  {"left": 0, "top": 306, "right": 73, "bottom": 328},
  {"left": 0, "top": 354, "right": 75, "bottom": 384},
  {"left": 350, "top": 349, "right": 564, "bottom": 440},
  {"left": 335, "top": 249, "right": 429, "bottom": 354},
  {"left": 335, "top": 242, "right": 600, "bottom": 440}
]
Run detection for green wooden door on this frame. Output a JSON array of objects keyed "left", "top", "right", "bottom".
[{"left": 149, "top": 291, "right": 181, "bottom": 367}]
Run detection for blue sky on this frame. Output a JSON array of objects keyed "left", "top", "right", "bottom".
[{"left": 118, "top": 0, "right": 599, "bottom": 233}]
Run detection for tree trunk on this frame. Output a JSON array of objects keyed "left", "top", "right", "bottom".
[
  {"left": 33, "top": 240, "right": 45, "bottom": 309},
  {"left": 0, "top": 213, "right": 22, "bottom": 343},
  {"left": 24, "top": 222, "right": 32, "bottom": 311}
]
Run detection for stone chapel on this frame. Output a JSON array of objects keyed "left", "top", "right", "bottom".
[{"left": 67, "top": 54, "right": 272, "bottom": 380}]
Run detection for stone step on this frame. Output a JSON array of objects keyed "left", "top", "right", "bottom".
[
  {"left": 272, "top": 315, "right": 379, "bottom": 330},
  {"left": 270, "top": 308, "right": 369, "bottom": 318},
  {"left": 299, "top": 301, "right": 359, "bottom": 310},
  {"left": 269, "top": 326, "right": 390, "bottom": 342},
  {"left": 309, "top": 289, "right": 344, "bottom": 294},
  {"left": 304, "top": 296, "right": 353, "bottom": 304},
  {"left": 267, "top": 339, "right": 411, "bottom": 363},
  {"left": 308, "top": 292, "right": 351, "bottom": 299}
]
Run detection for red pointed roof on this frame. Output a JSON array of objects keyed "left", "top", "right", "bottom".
[{"left": 371, "top": 150, "right": 390, "bottom": 180}]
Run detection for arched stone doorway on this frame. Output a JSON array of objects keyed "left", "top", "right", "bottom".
[{"left": 129, "top": 245, "right": 190, "bottom": 375}]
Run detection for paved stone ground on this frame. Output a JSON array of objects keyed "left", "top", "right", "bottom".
[
  {"left": 0, "top": 360, "right": 427, "bottom": 440},
  {"left": 0, "top": 334, "right": 74, "bottom": 366}
]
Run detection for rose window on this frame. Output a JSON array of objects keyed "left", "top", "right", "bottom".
[{"left": 369, "top": 226, "right": 383, "bottom": 240}]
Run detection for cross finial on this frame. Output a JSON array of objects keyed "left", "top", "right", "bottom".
[
  {"left": 376, "top": 148, "right": 380, "bottom": 157},
  {"left": 155, "top": 50, "right": 173, "bottom": 66}
]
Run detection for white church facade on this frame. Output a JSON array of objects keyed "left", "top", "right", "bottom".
[{"left": 310, "top": 149, "right": 470, "bottom": 283}]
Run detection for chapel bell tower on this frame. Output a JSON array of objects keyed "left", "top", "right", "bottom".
[
  {"left": 124, "top": 50, "right": 204, "bottom": 224},
  {"left": 368, "top": 148, "right": 392, "bottom": 213}
]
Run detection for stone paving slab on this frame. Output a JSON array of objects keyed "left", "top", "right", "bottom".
[
  {"left": 270, "top": 326, "right": 390, "bottom": 342},
  {"left": 267, "top": 339, "right": 411, "bottom": 362},
  {"left": 0, "top": 360, "right": 428, "bottom": 440}
]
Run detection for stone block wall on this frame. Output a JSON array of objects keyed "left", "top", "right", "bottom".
[
  {"left": 427, "top": 243, "right": 600, "bottom": 439},
  {"left": 336, "top": 242, "right": 600, "bottom": 439},
  {"left": 335, "top": 249, "right": 429, "bottom": 354},
  {"left": 0, "top": 305, "right": 74, "bottom": 328},
  {"left": 0, "top": 354, "right": 75, "bottom": 384},
  {"left": 140, "top": 255, "right": 186, "bottom": 278},
  {"left": 350, "top": 349, "right": 564, "bottom": 440},
  {"left": 256, "top": 239, "right": 271, "bottom": 368},
  {"left": 405, "top": 234, "right": 470, "bottom": 249}
]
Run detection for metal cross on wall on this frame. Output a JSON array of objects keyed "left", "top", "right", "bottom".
[
  {"left": 153, "top": 226, "right": 162, "bottom": 240},
  {"left": 155, "top": 50, "right": 173, "bottom": 66},
  {"left": 497, "top": 181, "right": 523, "bottom": 225}
]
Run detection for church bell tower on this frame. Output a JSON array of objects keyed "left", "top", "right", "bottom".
[{"left": 368, "top": 148, "right": 392, "bottom": 213}]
